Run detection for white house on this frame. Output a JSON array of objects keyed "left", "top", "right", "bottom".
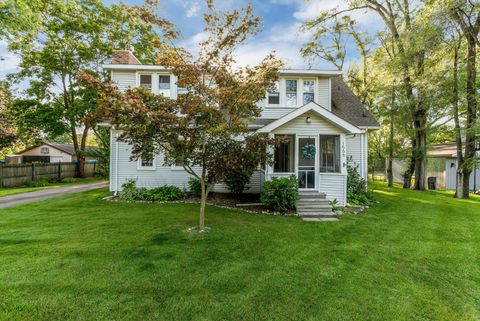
[
  {"left": 104, "top": 50, "right": 379, "bottom": 208},
  {"left": 5, "top": 143, "right": 98, "bottom": 164}
]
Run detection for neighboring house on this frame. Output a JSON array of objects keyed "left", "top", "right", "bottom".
[
  {"left": 390, "top": 143, "right": 480, "bottom": 191},
  {"left": 5, "top": 143, "right": 98, "bottom": 164},
  {"left": 105, "top": 50, "right": 379, "bottom": 206}
]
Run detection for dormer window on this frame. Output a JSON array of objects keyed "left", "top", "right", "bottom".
[
  {"left": 139, "top": 74, "right": 152, "bottom": 91},
  {"left": 158, "top": 75, "right": 170, "bottom": 97},
  {"left": 303, "top": 80, "right": 315, "bottom": 104},
  {"left": 285, "top": 80, "right": 297, "bottom": 107},
  {"left": 268, "top": 80, "right": 280, "bottom": 105}
]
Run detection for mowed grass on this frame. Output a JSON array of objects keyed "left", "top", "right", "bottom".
[
  {"left": 0, "top": 177, "right": 102, "bottom": 197},
  {"left": 1, "top": 183, "right": 480, "bottom": 320}
]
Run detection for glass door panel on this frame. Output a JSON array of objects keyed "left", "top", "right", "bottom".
[{"left": 298, "top": 137, "right": 316, "bottom": 189}]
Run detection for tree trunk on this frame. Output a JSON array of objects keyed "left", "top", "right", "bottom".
[
  {"left": 452, "top": 37, "right": 465, "bottom": 199},
  {"left": 199, "top": 187, "right": 206, "bottom": 230},
  {"left": 457, "top": 35, "right": 477, "bottom": 199},
  {"left": 413, "top": 124, "right": 427, "bottom": 190},
  {"left": 387, "top": 88, "right": 395, "bottom": 187},
  {"left": 403, "top": 148, "right": 415, "bottom": 189}
]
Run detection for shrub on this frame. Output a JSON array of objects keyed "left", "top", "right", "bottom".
[
  {"left": 146, "top": 186, "right": 185, "bottom": 201},
  {"left": 119, "top": 180, "right": 185, "bottom": 202},
  {"left": 347, "top": 163, "right": 374, "bottom": 206},
  {"left": 26, "top": 179, "right": 50, "bottom": 187},
  {"left": 224, "top": 170, "right": 250, "bottom": 199},
  {"left": 61, "top": 177, "right": 76, "bottom": 183},
  {"left": 188, "top": 178, "right": 202, "bottom": 197},
  {"left": 260, "top": 175, "right": 298, "bottom": 213}
]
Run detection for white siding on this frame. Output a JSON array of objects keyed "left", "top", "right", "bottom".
[
  {"left": 261, "top": 107, "right": 296, "bottom": 119},
  {"left": 317, "top": 77, "right": 330, "bottom": 111},
  {"left": 319, "top": 174, "right": 347, "bottom": 206},
  {"left": 111, "top": 71, "right": 137, "bottom": 92},
  {"left": 445, "top": 158, "right": 480, "bottom": 191},
  {"left": 109, "top": 129, "right": 262, "bottom": 193},
  {"left": 346, "top": 135, "right": 361, "bottom": 167},
  {"left": 272, "top": 111, "right": 344, "bottom": 136}
]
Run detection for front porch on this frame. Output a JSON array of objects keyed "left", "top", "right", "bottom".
[{"left": 257, "top": 103, "right": 364, "bottom": 206}]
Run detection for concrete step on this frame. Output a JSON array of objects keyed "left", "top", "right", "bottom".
[
  {"left": 297, "top": 207, "right": 333, "bottom": 213},
  {"left": 297, "top": 200, "right": 331, "bottom": 206},
  {"left": 300, "top": 213, "right": 337, "bottom": 218},
  {"left": 298, "top": 192, "right": 326, "bottom": 199}
]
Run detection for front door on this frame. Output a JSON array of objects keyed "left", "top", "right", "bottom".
[{"left": 297, "top": 136, "right": 316, "bottom": 190}]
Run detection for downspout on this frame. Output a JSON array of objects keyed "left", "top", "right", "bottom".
[{"left": 115, "top": 130, "right": 119, "bottom": 195}]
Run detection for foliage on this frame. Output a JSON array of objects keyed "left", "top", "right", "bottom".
[
  {"left": 224, "top": 170, "right": 251, "bottom": 198},
  {"left": 0, "top": 83, "right": 17, "bottom": 151},
  {"left": 329, "top": 199, "right": 341, "bottom": 211},
  {"left": 25, "top": 179, "right": 51, "bottom": 187},
  {"left": 188, "top": 178, "right": 202, "bottom": 198},
  {"left": 1, "top": 0, "right": 176, "bottom": 177},
  {"left": 84, "top": 2, "right": 283, "bottom": 230},
  {"left": 87, "top": 127, "right": 110, "bottom": 178},
  {"left": 61, "top": 178, "right": 77, "bottom": 184},
  {"left": 260, "top": 176, "right": 298, "bottom": 213},
  {"left": 347, "top": 164, "right": 374, "bottom": 206},
  {"left": 119, "top": 180, "right": 184, "bottom": 202}
]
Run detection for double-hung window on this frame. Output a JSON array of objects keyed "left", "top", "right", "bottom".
[
  {"left": 138, "top": 155, "right": 156, "bottom": 170},
  {"left": 159, "top": 75, "right": 171, "bottom": 97},
  {"left": 319, "top": 135, "right": 340, "bottom": 173},
  {"left": 285, "top": 80, "right": 297, "bottom": 107},
  {"left": 268, "top": 80, "right": 280, "bottom": 105},
  {"left": 303, "top": 80, "right": 315, "bottom": 104},
  {"left": 139, "top": 74, "right": 152, "bottom": 91}
]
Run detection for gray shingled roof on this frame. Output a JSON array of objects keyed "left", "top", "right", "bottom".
[{"left": 330, "top": 76, "right": 379, "bottom": 128}]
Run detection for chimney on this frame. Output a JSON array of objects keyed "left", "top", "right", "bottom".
[{"left": 111, "top": 47, "right": 141, "bottom": 65}]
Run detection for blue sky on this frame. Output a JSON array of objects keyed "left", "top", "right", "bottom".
[{"left": 0, "top": 0, "right": 383, "bottom": 92}]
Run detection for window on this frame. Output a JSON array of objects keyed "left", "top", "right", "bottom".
[
  {"left": 268, "top": 80, "right": 280, "bottom": 105},
  {"left": 40, "top": 147, "right": 49, "bottom": 154},
  {"left": 274, "top": 135, "right": 295, "bottom": 172},
  {"left": 319, "top": 135, "right": 340, "bottom": 173},
  {"left": 138, "top": 156, "right": 156, "bottom": 170},
  {"left": 159, "top": 75, "right": 171, "bottom": 97},
  {"left": 303, "top": 80, "right": 315, "bottom": 104},
  {"left": 285, "top": 80, "right": 297, "bottom": 107},
  {"left": 139, "top": 74, "right": 152, "bottom": 91}
]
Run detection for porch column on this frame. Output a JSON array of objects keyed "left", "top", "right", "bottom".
[
  {"left": 340, "top": 133, "right": 347, "bottom": 175},
  {"left": 266, "top": 133, "right": 274, "bottom": 180}
]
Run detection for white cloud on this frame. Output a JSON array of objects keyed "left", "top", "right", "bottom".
[{"left": 186, "top": 1, "right": 201, "bottom": 18}]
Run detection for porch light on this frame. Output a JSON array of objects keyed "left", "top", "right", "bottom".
[{"left": 306, "top": 116, "right": 312, "bottom": 124}]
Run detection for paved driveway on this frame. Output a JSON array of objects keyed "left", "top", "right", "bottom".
[{"left": 0, "top": 181, "right": 108, "bottom": 209}]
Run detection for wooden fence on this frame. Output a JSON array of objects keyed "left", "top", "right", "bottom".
[{"left": 0, "top": 163, "right": 96, "bottom": 187}]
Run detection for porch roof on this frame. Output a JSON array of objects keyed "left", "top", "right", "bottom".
[{"left": 256, "top": 102, "right": 363, "bottom": 134}]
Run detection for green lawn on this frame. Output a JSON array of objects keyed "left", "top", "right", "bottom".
[
  {"left": 1, "top": 183, "right": 480, "bottom": 320},
  {"left": 0, "top": 177, "right": 102, "bottom": 197}
]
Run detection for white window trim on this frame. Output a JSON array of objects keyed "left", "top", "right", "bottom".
[
  {"left": 266, "top": 79, "right": 282, "bottom": 107},
  {"left": 137, "top": 157, "right": 157, "bottom": 171},
  {"left": 264, "top": 77, "right": 318, "bottom": 108},
  {"left": 136, "top": 72, "right": 175, "bottom": 97}
]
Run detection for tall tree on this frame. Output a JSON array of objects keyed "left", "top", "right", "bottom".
[
  {"left": 303, "top": 0, "right": 442, "bottom": 190},
  {"left": 1, "top": 0, "right": 176, "bottom": 176},
  {"left": 82, "top": 2, "right": 282, "bottom": 231},
  {"left": 446, "top": 0, "right": 480, "bottom": 198}
]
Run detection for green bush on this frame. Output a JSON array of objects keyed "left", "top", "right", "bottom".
[
  {"left": 26, "top": 179, "right": 50, "bottom": 187},
  {"left": 224, "top": 170, "right": 250, "bottom": 198},
  {"left": 347, "top": 163, "right": 374, "bottom": 206},
  {"left": 61, "top": 177, "right": 77, "bottom": 183},
  {"left": 188, "top": 178, "right": 202, "bottom": 197},
  {"left": 260, "top": 175, "right": 298, "bottom": 213},
  {"left": 146, "top": 186, "right": 185, "bottom": 201},
  {"left": 119, "top": 180, "right": 185, "bottom": 202}
]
